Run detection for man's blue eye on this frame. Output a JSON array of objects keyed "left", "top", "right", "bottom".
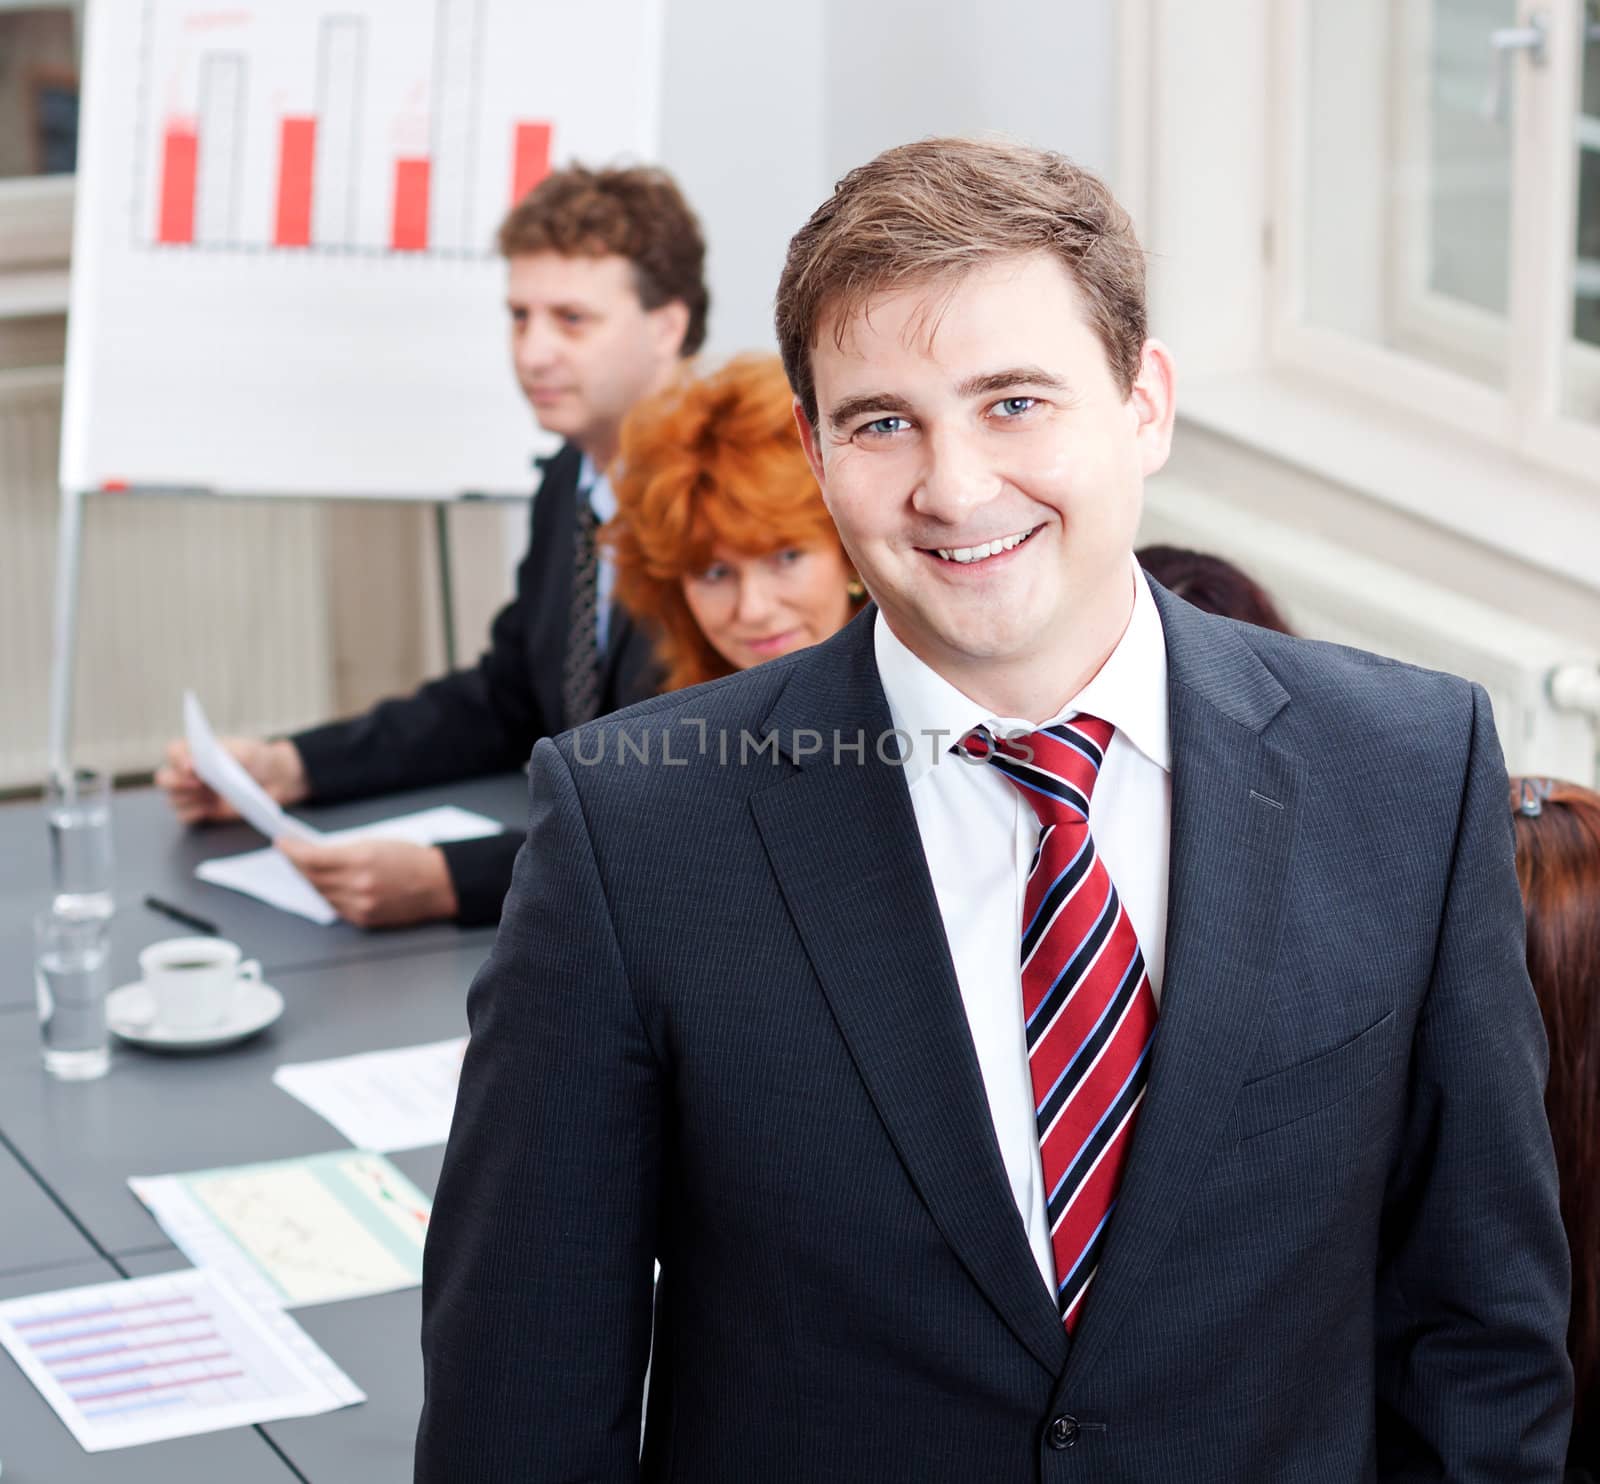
[
  {"left": 995, "top": 397, "right": 1037, "bottom": 417},
  {"left": 862, "top": 416, "right": 909, "bottom": 436}
]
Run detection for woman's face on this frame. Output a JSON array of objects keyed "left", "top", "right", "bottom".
[{"left": 681, "top": 541, "right": 856, "bottom": 671}]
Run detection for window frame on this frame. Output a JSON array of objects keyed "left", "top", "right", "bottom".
[
  {"left": 1267, "top": 0, "right": 1600, "bottom": 481},
  {"left": 1115, "top": 0, "right": 1600, "bottom": 596}
]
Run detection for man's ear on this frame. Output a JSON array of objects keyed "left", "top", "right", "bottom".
[
  {"left": 793, "top": 399, "right": 826, "bottom": 489},
  {"left": 1130, "top": 337, "right": 1177, "bottom": 479},
  {"left": 651, "top": 300, "right": 692, "bottom": 359}
]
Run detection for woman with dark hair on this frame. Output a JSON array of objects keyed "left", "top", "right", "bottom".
[
  {"left": 1510, "top": 775, "right": 1600, "bottom": 1482},
  {"left": 1136, "top": 544, "right": 1294, "bottom": 634},
  {"left": 605, "top": 353, "right": 865, "bottom": 690}
]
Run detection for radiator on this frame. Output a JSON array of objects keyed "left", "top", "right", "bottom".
[
  {"left": 1141, "top": 481, "right": 1600, "bottom": 785},
  {"left": 0, "top": 366, "right": 336, "bottom": 790}
]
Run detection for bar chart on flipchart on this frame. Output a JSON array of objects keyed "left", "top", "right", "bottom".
[
  {"left": 65, "top": 0, "right": 661, "bottom": 498},
  {"left": 135, "top": 0, "right": 567, "bottom": 257}
]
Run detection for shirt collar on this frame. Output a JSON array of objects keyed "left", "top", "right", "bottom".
[
  {"left": 873, "top": 559, "right": 1171, "bottom": 789},
  {"left": 581, "top": 455, "right": 617, "bottom": 522}
]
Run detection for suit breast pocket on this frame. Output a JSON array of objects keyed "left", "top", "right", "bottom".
[{"left": 1228, "top": 1009, "right": 1402, "bottom": 1143}]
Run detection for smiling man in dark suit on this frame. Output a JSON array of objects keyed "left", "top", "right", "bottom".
[
  {"left": 416, "top": 139, "right": 1571, "bottom": 1481},
  {"left": 156, "top": 165, "right": 707, "bottom": 927}
]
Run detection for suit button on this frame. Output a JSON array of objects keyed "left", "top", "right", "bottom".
[{"left": 1048, "top": 1415, "right": 1080, "bottom": 1450}]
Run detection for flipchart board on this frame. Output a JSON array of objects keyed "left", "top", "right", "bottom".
[{"left": 60, "top": 0, "right": 664, "bottom": 500}]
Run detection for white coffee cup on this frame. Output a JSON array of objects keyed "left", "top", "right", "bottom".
[{"left": 137, "top": 937, "right": 260, "bottom": 1031}]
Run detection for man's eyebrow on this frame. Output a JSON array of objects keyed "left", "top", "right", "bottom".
[
  {"left": 826, "top": 392, "right": 915, "bottom": 431},
  {"left": 955, "top": 366, "right": 1073, "bottom": 398}
]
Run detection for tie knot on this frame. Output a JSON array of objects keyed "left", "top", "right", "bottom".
[{"left": 957, "top": 714, "right": 1114, "bottom": 827}]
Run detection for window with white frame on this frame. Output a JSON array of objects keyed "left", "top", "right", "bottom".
[{"left": 1273, "top": 0, "right": 1600, "bottom": 476}]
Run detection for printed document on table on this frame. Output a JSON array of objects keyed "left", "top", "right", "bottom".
[
  {"left": 0, "top": 1267, "right": 363, "bottom": 1453},
  {"left": 273, "top": 1036, "right": 468, "bottom": 1152},
  {"left": 194, "top": 804, "right": 504, "bottom": 924},
  {"left": 129, "top": 1150, "right": 431, "bottom": 1310},
  {"left": 183, "top": 691, "right": 321, "bottom": 844}
]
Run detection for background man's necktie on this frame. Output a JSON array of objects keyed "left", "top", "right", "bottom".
[
  {"left": 961, "top": 715, "right": 1159, "bottom": 1333},
  {"left": 562, "top": 497, "right": 604, "bottom": 728}
]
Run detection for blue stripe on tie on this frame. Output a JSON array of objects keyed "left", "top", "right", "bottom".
[
  {"left": 1043, "top": 724, "right": 1104, "bottom": 771},
  {"left": 1033, "top": 945, "right": 1143, "bottom": 1116},
  {"left": 990, "top": 759, "right": 1090, "bottom": 815},
  {"left": 1046, "top": 1038, "right": 1154, "bottom": 1209},
  {"left": 1026, "top": 880, "right": 1115, "bottom": 1032},
  {"left": 1021, "top": 833, "right": 1092, "bottom": 942},
  {"left": 1057, "top": 1200, "right": 1117, "bottom": 1296}
]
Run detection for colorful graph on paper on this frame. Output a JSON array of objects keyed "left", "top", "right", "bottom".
[
  {"left": 130, "top": 1150, "right": 431, "bottom": 1308},
  {"left": 0, "top": 1268, "right": 362, "bottom": 1453},
  {"left": 135, "top": 0, "right": 578, "bottom": 256}
]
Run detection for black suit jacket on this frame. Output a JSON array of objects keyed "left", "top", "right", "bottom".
[
  {"left": 417, "top": 590, "right": 1572, "bottom": 1481},
  {"left": 292, "top": 444, "right": 661, "bottom": 924}
]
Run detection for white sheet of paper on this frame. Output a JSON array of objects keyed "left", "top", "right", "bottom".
[
  {"left": 272, "top": 1037, "right": 468, "bottom": 1153},
  {"left": 183, "top": 691, "right": 321, "bottom": 845},
  {"left": 0, "top": 1267, "right": 363, "bottom": 1453},
  {"left": 129, "top": 1150, "right": 431, "bottom": 1309},
  {"left": 194, "top": 805, "right": 505, "bottom": 924}
]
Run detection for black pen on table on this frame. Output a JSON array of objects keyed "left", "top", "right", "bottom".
[{"left": 142, "top": 895, "right": 220, "bottom": 936}]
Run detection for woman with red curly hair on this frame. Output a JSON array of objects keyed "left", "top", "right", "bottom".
[{"left": 604, "top": 354, "right": 865, "bottom": 691}]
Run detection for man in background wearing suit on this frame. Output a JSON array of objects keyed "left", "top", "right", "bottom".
[
  {"left": 156, "top": 165, "right": 708, "bottom": 927},
  {"left": 416, "top": 139, "right": 1571, "bottom": 1480}
]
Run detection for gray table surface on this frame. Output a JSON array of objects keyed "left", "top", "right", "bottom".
[
  {"left": 0, "top": 775, "right": 528, "bottom": 1008},
  {"left": 0, "top": 1131, "right": 99, "bottom": 1278},
  {"left": 0, "top": 1258, "right": 304, "bottom": 1483},
  {"left": 0, "top": 940, "right": 476, "bottom": 1256},
  {"left": 0, "top": 898, "right": 494, "bottom": 1479}
]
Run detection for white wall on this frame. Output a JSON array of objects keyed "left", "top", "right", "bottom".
[
  {"left": 657, "top": 2, "right": 829, "bottom": 356},
  {"left": 656, "top": 0, "right": 1119, "bottom": 358}
]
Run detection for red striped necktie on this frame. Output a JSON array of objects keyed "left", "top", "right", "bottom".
[{"left": 960, "top": 715, "right": 1158, "bottom": 1333}]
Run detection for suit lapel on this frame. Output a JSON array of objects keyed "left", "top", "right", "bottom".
[
  {"left": 529, "top": 447, "right": 580, "bottom": 733},
  {"left": 751, "top": 617, "right": 1068, "bottom": 1378},
  {"left": 1060, "top": 588, "right": 1304, "bottom": 1386}
]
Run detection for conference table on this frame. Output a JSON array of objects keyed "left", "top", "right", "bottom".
[{"left": 0, "top": 773, "right": 528, "bottom": 1481}]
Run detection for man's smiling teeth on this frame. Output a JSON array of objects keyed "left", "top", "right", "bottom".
[{"left": 935, "top": 529, "right": 1034, "bottom": 564}]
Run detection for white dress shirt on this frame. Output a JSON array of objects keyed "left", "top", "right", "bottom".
[
  {"left": 579, "top": 454, "right": 617, "bottom": 654},
  {"left": 873, "top": 563, "right": 1172, "bottom": 1294}
]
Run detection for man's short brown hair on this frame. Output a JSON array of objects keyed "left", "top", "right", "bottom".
[
  {"left": 775, "top": 138, "right": 1146, "bottom": 426},
  {"left": 499, "top": 164, "right": 709, "bottom": 356}
]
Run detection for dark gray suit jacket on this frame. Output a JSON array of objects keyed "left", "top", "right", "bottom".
[
  {"left": 292, "top": 444, "right": 661, "bottom": 924},
  {"left": 417, "top": 587, "right": 1572, "bottom": 1481}
]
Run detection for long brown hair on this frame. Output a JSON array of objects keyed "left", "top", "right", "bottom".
[
  {"left": 1511, "top": 775, "right": 1600, "bottom": 1442},
  {"left": 1136, "top": 545, "right": 1294, "bottom": 634}
]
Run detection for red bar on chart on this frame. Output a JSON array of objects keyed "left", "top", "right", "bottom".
[
  {"left": 391, "top": 158, "right": 430, "bottom": 251},
  {"left": 157, "top": 123, "right": 199, "bottom": 244},
  {"left": 274, "top": 117, "right": 317, "bottom": 247},
  {"left": 511, "top": 122, "right": 552, "bottom": 204}
]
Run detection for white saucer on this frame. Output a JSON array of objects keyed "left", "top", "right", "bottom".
[{"left": 106, "top": 981, "right": 284, "bottom": 1053}]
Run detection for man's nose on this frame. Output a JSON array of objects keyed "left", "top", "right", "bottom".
[
  {"left": 514, "top": 316, "right": 560, "bottom": 373},
  {"left": 911, "top": 426, "right": 1001, "bottom": 526}
]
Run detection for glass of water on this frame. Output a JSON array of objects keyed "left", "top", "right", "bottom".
[
  {"left": 34, "top": 911, "right": 112, "bottom": 1081},
  {"left": 46, "top": 767, "right": 115, "bottom": 920}
]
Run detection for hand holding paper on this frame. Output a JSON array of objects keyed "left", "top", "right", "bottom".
[
  {"left": 276, "top": 834, "right": 459, "bottom": 928},
  {"left": 182, "top": 692, "right": 319, "bottom": 843},
  {"left": 197, "top": 805, "right": 505, "bottom": 925}
]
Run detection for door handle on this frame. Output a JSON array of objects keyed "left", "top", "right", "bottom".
[{"left": 1482, "top": 12, "right": 1548, "bottom": 123}]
